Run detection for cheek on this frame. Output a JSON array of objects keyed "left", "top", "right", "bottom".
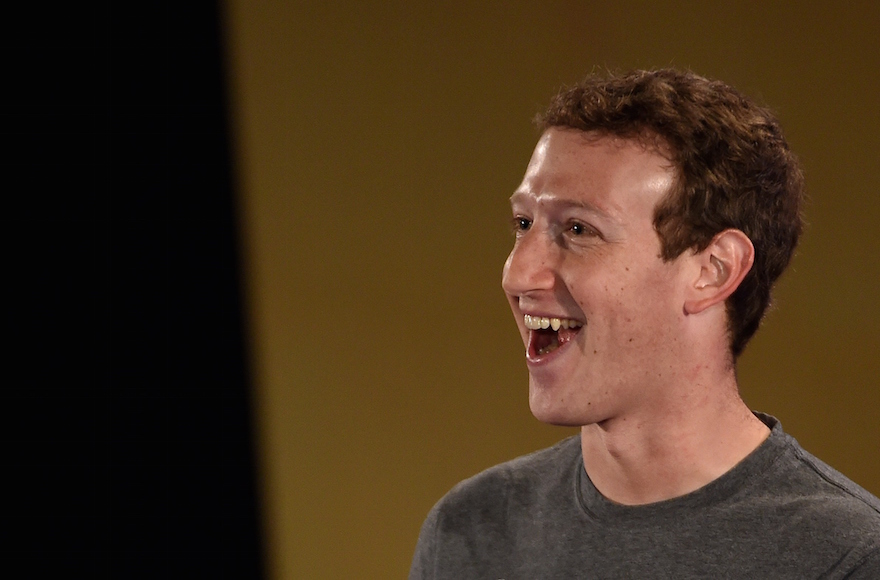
[
  {"left": 572, "top": 270, "right": 678, "bottom": 336},
  {"left": 623, "top": 274, "right": 684, "bottom": 343}
]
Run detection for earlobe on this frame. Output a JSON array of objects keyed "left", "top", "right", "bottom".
[{"left": 684, "top": 229, "right": 754, "bottom": 315}]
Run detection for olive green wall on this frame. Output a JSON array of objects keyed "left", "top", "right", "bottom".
[{"left": 224, "top": 2, "right": 879, "bottom": 578}]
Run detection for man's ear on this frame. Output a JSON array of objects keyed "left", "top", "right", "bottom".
[{"left": 684, "top": 229, "right": 754, "bottom": 315}]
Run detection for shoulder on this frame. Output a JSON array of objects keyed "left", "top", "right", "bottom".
[
  {"left": 434, "top": 435, "right": 581, "bottom": 518},
  {"left": 754, "top": 422, "right": 880, "bottom": 574},
  {"left": 776, "top": 432, "right": 880, "bottom": 529},
  {"left": 409, "top": 436, "right": 581, "bottom": 579},
  {"left": 769, "top": 422, "right": 880, "bottom": 510}
]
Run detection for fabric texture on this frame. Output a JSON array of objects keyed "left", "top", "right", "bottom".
[{"left": 410, "top": 415, "right": 880, "bottom": 579}]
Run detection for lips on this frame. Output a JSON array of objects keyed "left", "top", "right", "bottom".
[{"left": 523, "top": 314, "right": 584, "bottom": 359}]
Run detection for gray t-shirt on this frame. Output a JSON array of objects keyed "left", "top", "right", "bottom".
[{"left": 410, "top": 415, "right": 880, "bottom": 579}]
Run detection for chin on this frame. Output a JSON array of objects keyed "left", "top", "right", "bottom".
[
  {"left": 528, "top": 376, "right": 592, "bottom": 427},
  {"left": 528, "top": 397, "right": 588, "bottom": 427}
]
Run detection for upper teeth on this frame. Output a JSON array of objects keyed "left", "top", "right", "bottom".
[{"left": 523, "top": 314, "right": 584, "bottom": 331}]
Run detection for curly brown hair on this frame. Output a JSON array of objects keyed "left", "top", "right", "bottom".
[{"left": 538, "top": 68, "right": 805, "bottom": 358}]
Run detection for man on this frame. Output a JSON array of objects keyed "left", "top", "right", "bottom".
[{"left": 410, "top": 69, "right": 880, "bottom": 579}]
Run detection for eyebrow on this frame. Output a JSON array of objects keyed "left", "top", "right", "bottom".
[{"left": 509, "top": 191, "right": 618, "bottom": 222}]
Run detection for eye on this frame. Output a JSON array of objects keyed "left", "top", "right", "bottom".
[
  {"left": 562, "top": 220, "right": 602, "bottom": 243},
  {"left": 569, "top": 221, "right": 593, "bottom": 236},
  {"left": 511, "top": 216, "right": 532, "bottom": 234}
]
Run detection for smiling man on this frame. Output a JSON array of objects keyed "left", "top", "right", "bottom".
[{"left": 409, "top": 69, "right": 880, "bottom": 579}]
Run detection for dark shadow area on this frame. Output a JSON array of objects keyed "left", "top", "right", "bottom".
[
  {"left": 110, "top": 3, "right": 265, "bottom": 577},
  {"left": 2, "top": 3, "right": 112, "bottom": 577}
]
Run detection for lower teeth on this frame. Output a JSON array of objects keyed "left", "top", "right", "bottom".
[{"left": 537, "top": 341, "right": 559, "bottom": 356}]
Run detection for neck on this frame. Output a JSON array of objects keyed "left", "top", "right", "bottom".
[{"left": 580, "top": 372, "right": 769, "bottom": 506}]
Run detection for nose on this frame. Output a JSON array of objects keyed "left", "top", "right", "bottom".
[{"left": 502, "top": 230, "right": 557, "bottom": 298}]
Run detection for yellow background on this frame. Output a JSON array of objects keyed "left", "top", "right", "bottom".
[{"left": 223, "top": 2, "right": 880, "bottom": 578}]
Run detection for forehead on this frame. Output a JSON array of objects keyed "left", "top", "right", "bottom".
[{"left": 513, "top": 128, "right": 675, "bottom": 221}]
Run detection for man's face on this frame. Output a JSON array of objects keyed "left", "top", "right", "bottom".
[{"left": 502, "top": 128, "right": 693, "bottom": 427}]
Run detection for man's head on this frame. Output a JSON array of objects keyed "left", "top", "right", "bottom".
[
  {"left": 537, "top": 68, "right": 805, "bottom": 357},
  {"left": 504, "top": 129, "right": 701, "bottom": 425}
]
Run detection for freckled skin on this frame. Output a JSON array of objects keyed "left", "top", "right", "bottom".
[{"left": 503, "top": 129, "right": 693, "bottom": 427}]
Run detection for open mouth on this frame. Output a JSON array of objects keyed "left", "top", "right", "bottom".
[{"left": 524, "top": 314, "right": 584, "bottom": 357}]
